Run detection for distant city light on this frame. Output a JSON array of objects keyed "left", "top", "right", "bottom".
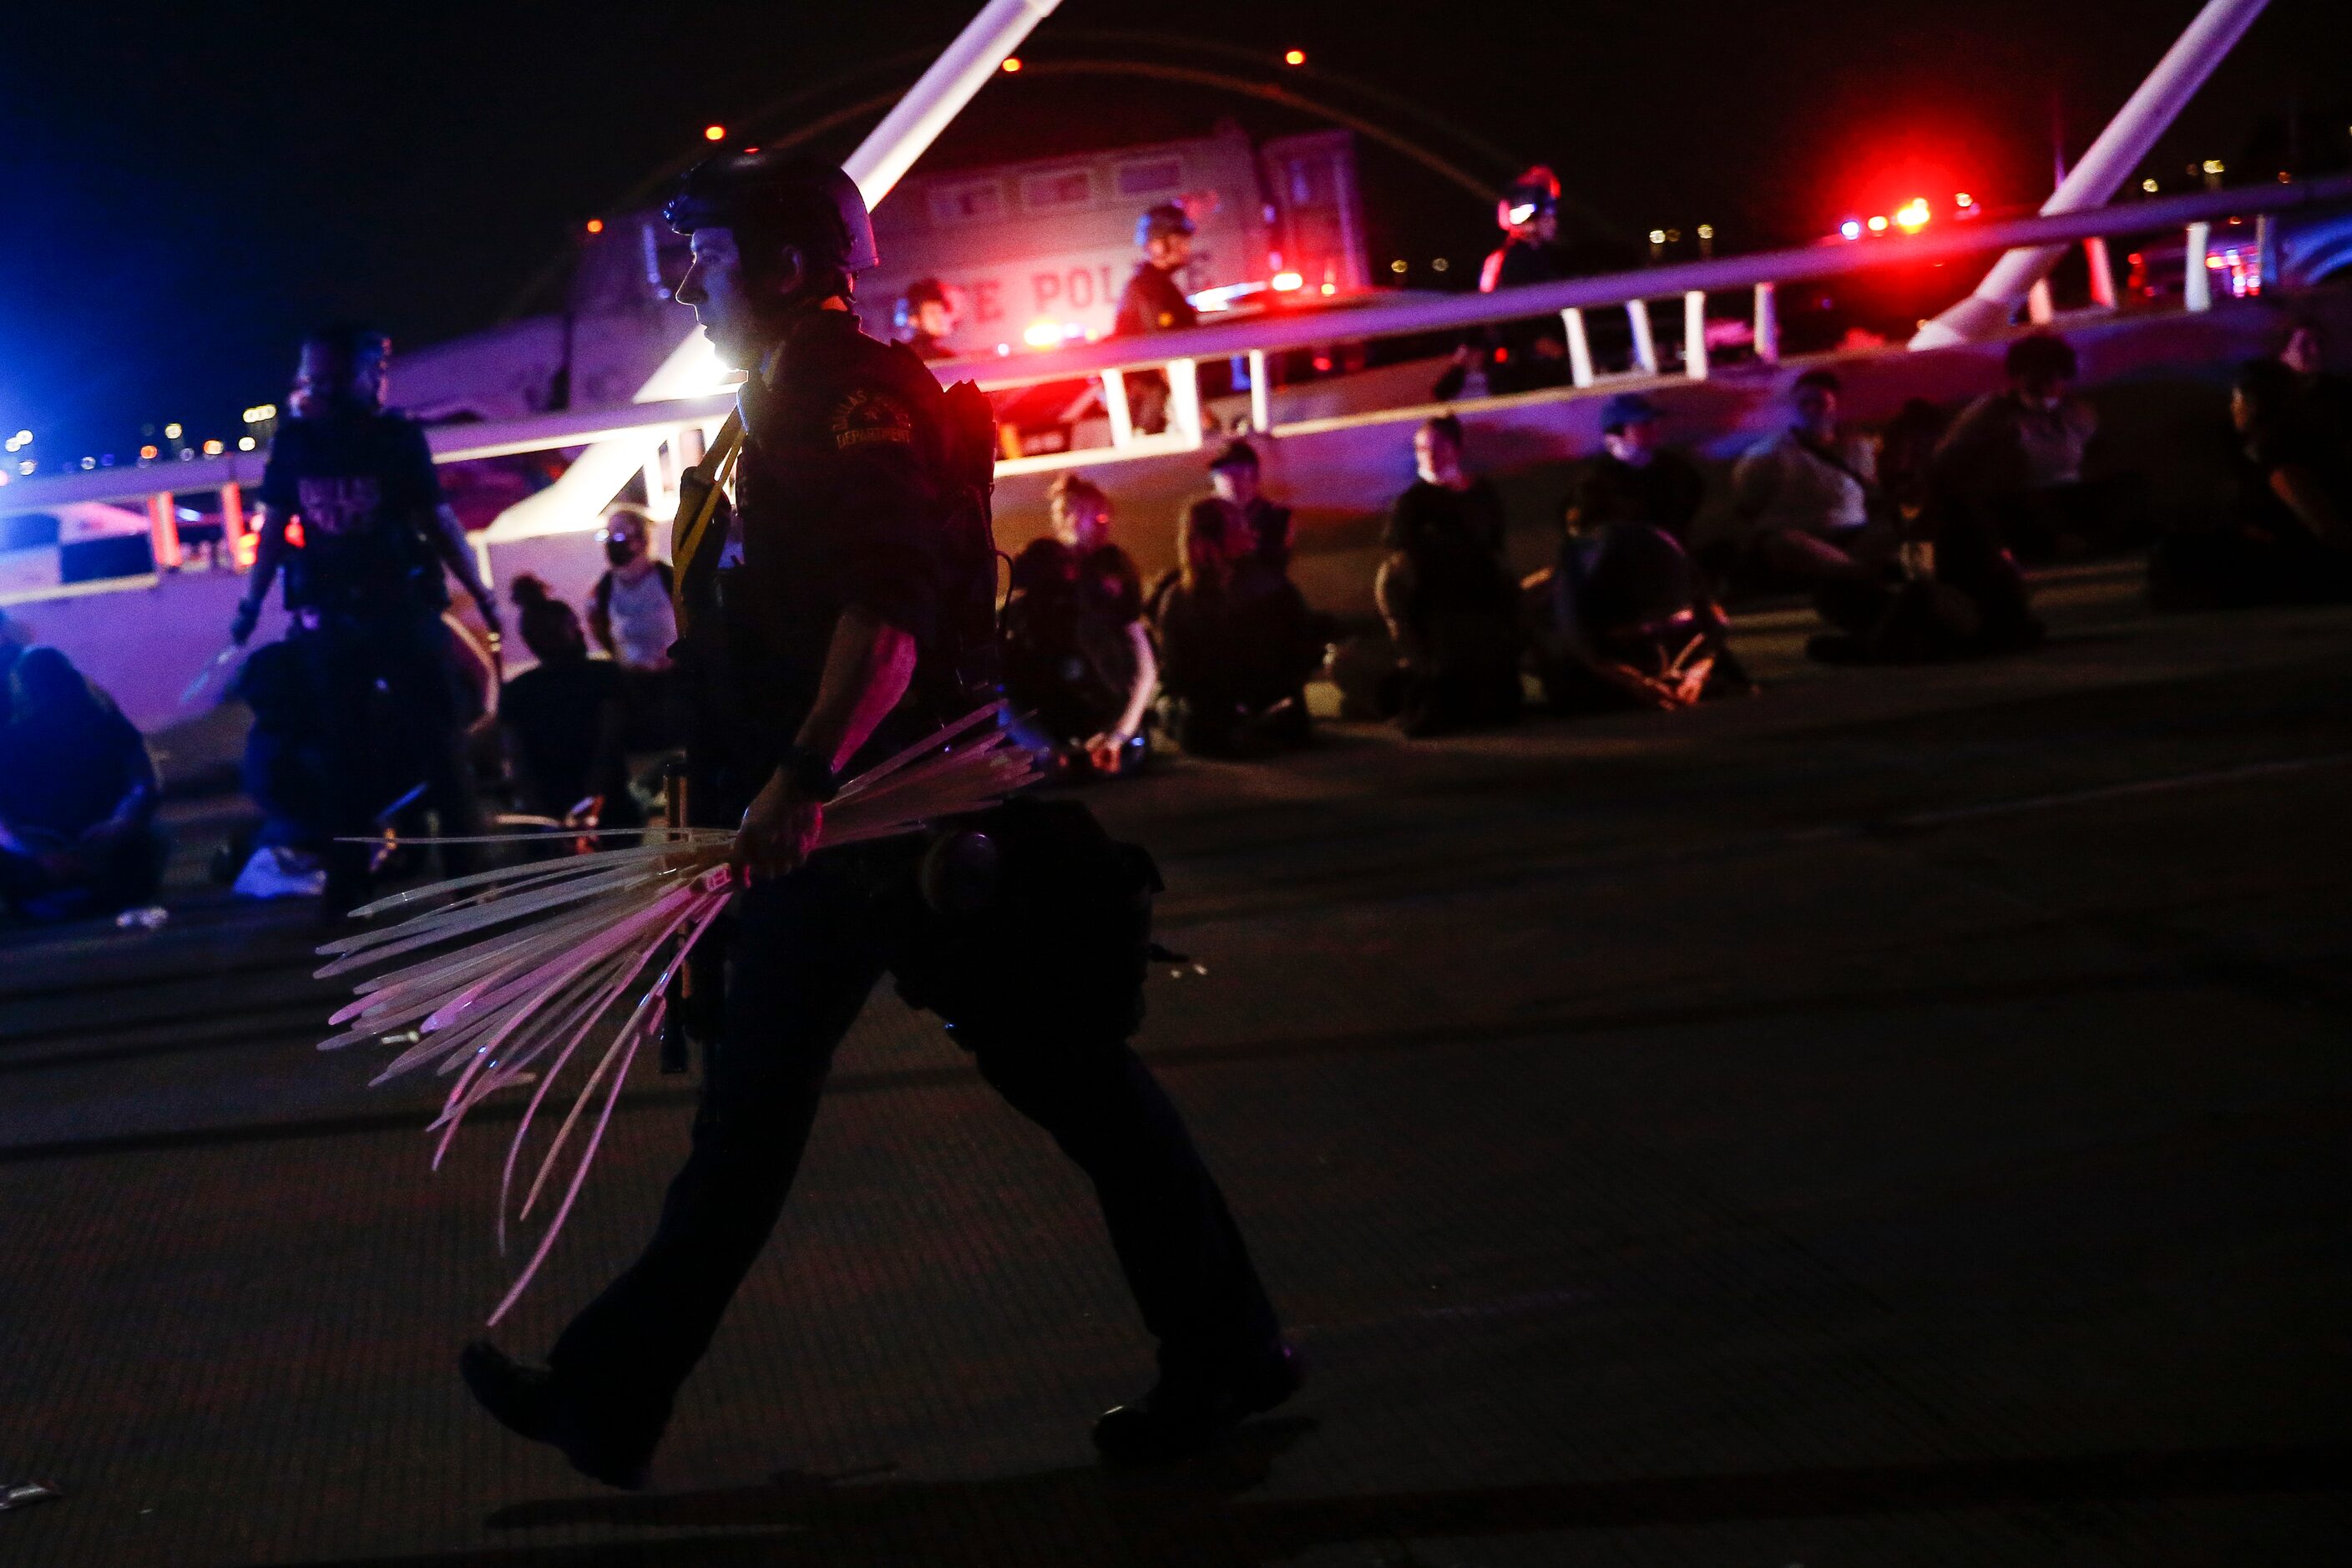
[
  {"left": 1430, "top": 257, "right": 1449, "bottom": 272},
  {"left": 1319, "top": 281, "right": 1337, "bottom": 296},
  {"left": 242, "top": 403, "right": 276, "bottom": 424},
  {"left": 1894, "top": 199, "right": 1930, "bottom": 230},
  {"left": 15, "top": 461, "right": 31, "bottom": 475},
  {"left": 2202, "top": 158, "right": 2225, "bottom": 175},
  {"left": 1867, "top": 215, "right": 1889, "bottom": 232},
  {"left": 80, "top": 456, "right": 95, "bottom": 470},
  {"left": 1954, "top": 192, "right": 1974, "bottom": 208},
  {"left": 202, "top": 438, "right": 225, "bottom": 456},
  {"left": 139, "top": 444, "right": 159, "bottom": 461},
  {"left": 704, "top": 124, "right": 726, "bottom": 141},
  {"left": 1389, "top": 259, "right": 1408, "bottom": 274},
  {"left": 2142, "top": 177, "right": 2160, "bottom": 193},
  {"left": 585, "top": 219, "right": 604, "bottom": 234},
  {"left": 1021, "top": 319, "right": 1062, "bottom": 348},
  {"left": 1283, "top": 48, "right": 1306, "bottom": 66},
  {"left": 10, "top": 429, "right": 28, "bottom": 445},
  {"left": 1696, "top": 223, "right": 1714, "bottom": 240},
  {"left": 1000, "top": 56, "right": 1021, "bottom": 73},
  {"left": 164, "top": 422, "right": 183, "bottom": 440},
  {"left": 1271, "top": 271, "right": 1304, "bottom": 291},
  {"left": 1647, "top": 228, "right": 1666, "bottom": 245},
  {"left": 239, "top": 436, "right": 257, "bottom": 451}
]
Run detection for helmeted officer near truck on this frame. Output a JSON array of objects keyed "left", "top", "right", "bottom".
[{"left": 458, "top": 150, "right": 1295, "bottom": 1488}]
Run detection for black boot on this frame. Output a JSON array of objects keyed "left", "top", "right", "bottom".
[
  {"left": 1093, "top": 1342, "right": 1302, "bottom": 1465},
  {"left": 458, "top": 1342, "right": 661, "bottom": 1490}
]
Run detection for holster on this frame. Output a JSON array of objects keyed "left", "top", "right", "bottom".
[{"left": 891, "top": 797, "right": 1162, "bottom": 1049}]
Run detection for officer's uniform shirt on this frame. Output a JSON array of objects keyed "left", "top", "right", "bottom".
[
  {"left": 694, "top": 307, "right": 954, "bottom": 791},
  {"left": 1114, "top": 263, "right": 1197, "bottom": 336},
  {"left": 257, "top": 410, "right": 448, "bottom": 615},
  {"left": 1479, "top": 238, "right": 1571, "bottom": 294}
]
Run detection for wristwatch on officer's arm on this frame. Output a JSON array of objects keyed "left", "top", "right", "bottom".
[{"left": 779, "top": 743, "right": 840, "bottom": 804}]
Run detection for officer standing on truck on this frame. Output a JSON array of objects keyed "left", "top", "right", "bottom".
[
  {"left": 895, "top": 276, "right": 960, "bottom": 361},
  {"left": 230, "top": 326, "right": 500, "bottom": 909},
  {"left": 1111, "top": 201, "right": 1200, "bottom": 432},
  {"left": 458, "top": 151, "right": 1296, "bottom": 1488}
]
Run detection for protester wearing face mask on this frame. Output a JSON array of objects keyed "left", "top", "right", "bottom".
[
  {"left": 1730, "top": 369, "right": 1887, "bottom": 591},
  {"left": 587, "top": 505, "right": 680, "bottom": 751},
  {"left": 588, "top": 507, "right": 678, "bottom": 673},
  {"left": 1566, "top": 393, "right": 1705, "bottom": 547}
]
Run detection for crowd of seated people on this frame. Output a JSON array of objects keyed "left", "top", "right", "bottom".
[{"left": 23, "top": 318, "right": 2350, "bottom": 928}]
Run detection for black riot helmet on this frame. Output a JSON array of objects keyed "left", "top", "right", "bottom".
[
  {"left": 1135, "top": 201, "right": 1196, "bottom": 250},
  {"left": 665, "top": 151, "right": 879, "bottom": 285},
  {"left": 1498, "top": 167, "right": 1560, "bottom": 235}
]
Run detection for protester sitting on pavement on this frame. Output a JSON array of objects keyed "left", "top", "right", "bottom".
[
  {"left": 1152, "top": 499, "right": 1317, "bottom": 756},
  {"left": 1730, "top": 368, "right": 1889, "bottom": 592},
  {"left": 1525, "top": 510, "right": 1748, "bottom": 714},
  {"left": 1932, "top": 332, "right": 2137, "bottom": 559},
  {"left": 2280, "top": 316, "right": 2352, "bottom": 454},
  {"left": 498, "top": 576, "right": 640, "bottom": 832},
  {"left": 1206, "top": 439, "right": 1295, "bottom": 570},
  {"left": 0, "top": 647, "right": 166, "bottom": 923},
  {"left": 586, "top": 504, "right": 680, "bottom": 751},
  {"left": 1330, "top": 415, "right": 1521, "bottom": 734},
  {"left": 1568, "top": 392, "right": 1706, "bottom": 547},
  {"left": 2148, "top": 358, "right": 2352, "bottom": 611},
  {"left": 1003, "top": 474, "right": 1157, "bottom": 777}
]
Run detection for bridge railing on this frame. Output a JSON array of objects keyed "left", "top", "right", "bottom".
[{"left": 4, "top": 172, "right": 2347, "bottom": 600}]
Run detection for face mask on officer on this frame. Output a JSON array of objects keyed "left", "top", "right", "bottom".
[{"left": 601, "top": 519, "right": 643, "bottom": 568}]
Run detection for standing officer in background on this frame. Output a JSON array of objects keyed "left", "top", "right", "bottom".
[
  {"left": 230, "top": 326, "right": 499, "bottom": 909},
  {"left": 895, "top": 276, "right": 961, "bottom": 361},
  {"left": 459, "top": 151, "right": 1295, "bottom": 1489},
  {"left": 1112, "top": 202, "right": 1199, "bottom": 433}
]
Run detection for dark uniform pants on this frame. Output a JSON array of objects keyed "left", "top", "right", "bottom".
[{"left": 547, "top": 838, "right": 1280, "bottom": 1432}]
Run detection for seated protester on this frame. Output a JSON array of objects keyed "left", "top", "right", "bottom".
[
  {"left": 1932, "top": 331, "right": 2137, "bottom": 559},
  {"left": 2148, "top": 358, "right": 2352, "bottom": 610},
  {"left": 2281, "top": 316, "right": 2352, "bottom": 458},
  {"left": 1875, "top": 397, "right": 1951, "bottom": 537},
  {"left": 1569, "top": 392, "right": 1706, "bottom": 548},
  {"left": 1331, "top": 415, "right": 1522, "bottom": 735},
  {"left": 498, "top": 577, "right": 641, "bottom": 833},
  {"left": 225, "top": 638, "right": 334, "bottom": 899},
  {"left": 1528, "top": 516, "right": 1747, "bottom": 714},
  {"left": 1207, "top": 438, "right": 1295, "bottom": 571},
  {"left": 587, "top": 504, "right": 680, "bottom": 751},
  {"left": 1002, "top": 474, "right": 1157, "bottom": 777},
  {"left": 1152, "top": 500, "right": 1318, "bottom": 756},
  {"left": 0, "top": 647, "right": 166, "bottom": 923},
  {"left": 1730, "top": 367, "right": 1891, "bottom": 601}
]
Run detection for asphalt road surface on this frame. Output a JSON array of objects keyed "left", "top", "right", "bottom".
[{"left": 4, "top": 566, "right": 2348, "bottom": 1565}]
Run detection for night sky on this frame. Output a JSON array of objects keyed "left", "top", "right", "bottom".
[{"left": 1, "top": 0, "right": 2335, "bottom": 458}]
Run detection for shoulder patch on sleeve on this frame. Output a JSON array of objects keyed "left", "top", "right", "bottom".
[{"left": 829, "top": 387, "right": 915, "bottom": 450}]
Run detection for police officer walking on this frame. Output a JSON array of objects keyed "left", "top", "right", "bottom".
[
  {"left": 459, "top": 152, "right": 1295, "bottom": 1487},
  {"left": 230, "top": 326, "right": 500, "bottom": 909}
]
